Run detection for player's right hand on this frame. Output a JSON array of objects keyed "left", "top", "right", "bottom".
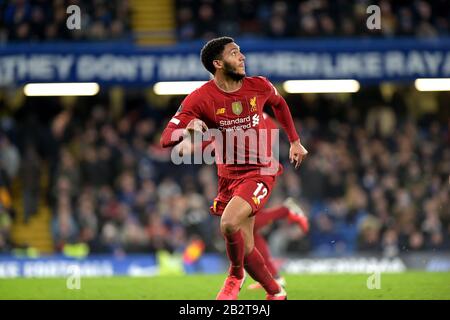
[
  {"left": 185, "top": 118, "right": 208, "bottom": 134},
  {"left": 174, "top": 138, "right": 193, "bottom": 156}
]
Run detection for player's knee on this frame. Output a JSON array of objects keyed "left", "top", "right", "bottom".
[{"left": 220, "top": 218, "right": 239, "bottom": 235}]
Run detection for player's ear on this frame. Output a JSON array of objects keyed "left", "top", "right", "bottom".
[{"left": 213, "top": 59, "right": 222, "bottom": 70}]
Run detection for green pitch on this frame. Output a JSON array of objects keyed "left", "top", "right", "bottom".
[{"left": 0, "top": 272, "right": 449, "bottom": 300}]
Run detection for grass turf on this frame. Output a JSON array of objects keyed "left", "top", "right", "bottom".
[{"left": 0, "top": 272, "right": 449, "bottom": 300}]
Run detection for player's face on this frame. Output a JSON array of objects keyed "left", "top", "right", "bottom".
[{"left": 221, "top": 42, "right": 246, "bottom": 80}]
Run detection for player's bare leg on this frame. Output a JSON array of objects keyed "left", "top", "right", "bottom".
[
  {"left": 239, "top": 210, "right": 255, "bottom": 255},
  {"left": 216, "top": 196, "right": 252, "bottom": 300},
  {"left": 216, "top": 196, "right": 285, "bottom": 300}
]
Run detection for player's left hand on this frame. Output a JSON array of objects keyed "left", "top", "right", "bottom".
[{"left": 289, "top": 139, "right": 308, "bottom": 169}]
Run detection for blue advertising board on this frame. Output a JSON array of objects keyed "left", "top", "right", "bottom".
[
  {"left": 0, "top": 254, "right": 226, "bottom": 278},
  {"left": 1, "top": 38, "right": 450, "bottom": 85}
]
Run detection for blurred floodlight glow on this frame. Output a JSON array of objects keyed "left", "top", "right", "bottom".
[
  {"left": 24, "top": 83, "right": 100, "bottom": 96},
  {"left": 153, "top": 81, "right": 207, "bottom": 95},
  {"left": 415, "top": 78, "right": 450, "bottom": 91},
  {"left": 283, "top": 80, "right": 360, "bottom": 93}
]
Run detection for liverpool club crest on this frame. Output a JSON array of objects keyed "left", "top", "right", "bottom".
[{"left": 250, "top": 96, "right": 257, "bottom": 112}]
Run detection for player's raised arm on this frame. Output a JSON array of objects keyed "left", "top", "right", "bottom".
[
  {"left": 160, "top": 92, "right": 208, "bottom": 148},
  {"left": 264, "top": 78, "right": 308, "bottom": 168}
]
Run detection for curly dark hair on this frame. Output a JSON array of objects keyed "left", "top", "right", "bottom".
[{"left": 200, "top": 36, "right": 235, "bottom": 75}]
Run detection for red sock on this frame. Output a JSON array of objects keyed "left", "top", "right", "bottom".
[
  {"left": 254, "top": 206, "right": 289, "bottom": 231},
  {"left": 254, "top": 232, "right": 279, "bottom": 278},
  {"left": 244, "top": 247, "right": 280, "bottom": 295},
  {"left": 223, "top": 230, "right": 244, "bottom": 279}
]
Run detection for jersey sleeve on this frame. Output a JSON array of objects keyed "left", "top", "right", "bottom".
[
  {"left": 261, "top": 77, "right": 300, "bottom": 143},
  {"left": 160, "top": 91, "right": 204, "bottom": 148},
  {"left": 261, "top": 77, "right": 282, "bottom": 106},
  {"left": 171, "top": 91, "right": 204, "bottom": 129}
]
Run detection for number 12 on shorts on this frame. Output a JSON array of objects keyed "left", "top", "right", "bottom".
[{"left": 252, "top": 182, "right": 268, "bottom": 206}]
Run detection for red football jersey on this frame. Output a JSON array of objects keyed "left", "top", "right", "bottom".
[{"left": 161, "top": 76, "right": 299, "bottom": 179}]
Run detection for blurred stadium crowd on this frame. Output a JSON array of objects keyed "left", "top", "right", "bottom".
[
  {"left": 1, "top": 85, "right": 449, "bottom": 257},
  {"left": 0, "top": 0, "right": 131, "bottom": 42},
  {"left": 0, "top": 0, "right": 449, "bottom": 258},
  {"left": 2, "top": 0, "right": 450, "bottom": 43},
  {"left": 176, "top": 0, "right": 450, "bottom": 41}
]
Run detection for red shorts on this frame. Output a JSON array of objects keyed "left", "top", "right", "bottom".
[{"left": 210, "top": 174, "right": 277, "bottom": 217}]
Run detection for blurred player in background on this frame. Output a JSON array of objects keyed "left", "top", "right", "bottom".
[
  {"left": 248, "top": 114, "right": 309, "bottom": 289},
  {"left": 250, "top": 197, "right": 309, "bottom": 289},
  {"left": 160, "top": 37, "right": 308, "bottom": 300}
]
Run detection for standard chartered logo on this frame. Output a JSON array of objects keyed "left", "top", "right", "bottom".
[
  {"left": 252, "top": 114, "right": 260, "bottom": 127},
  {"left": 216, "top": 114, "right": 262, "bottom": 131}
]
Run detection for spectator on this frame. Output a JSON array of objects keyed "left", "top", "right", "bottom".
[
  {"left": 0, "top": 203, "right": 12, "bottom": 253},
  {"left": 0, "top": 134, "right": 21, "bottom": 182},
  {"left": 21, "top": 143, "right": 40, "bottom": 224},
  {"left": 52, "top": 195, "right": 79, "bottom": 251},
  {"left": 174, "top": 0, "right": 450, "bottom": 41},
  {"left": 1, "top": 0, "right": 130, "bottom": 43}
]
